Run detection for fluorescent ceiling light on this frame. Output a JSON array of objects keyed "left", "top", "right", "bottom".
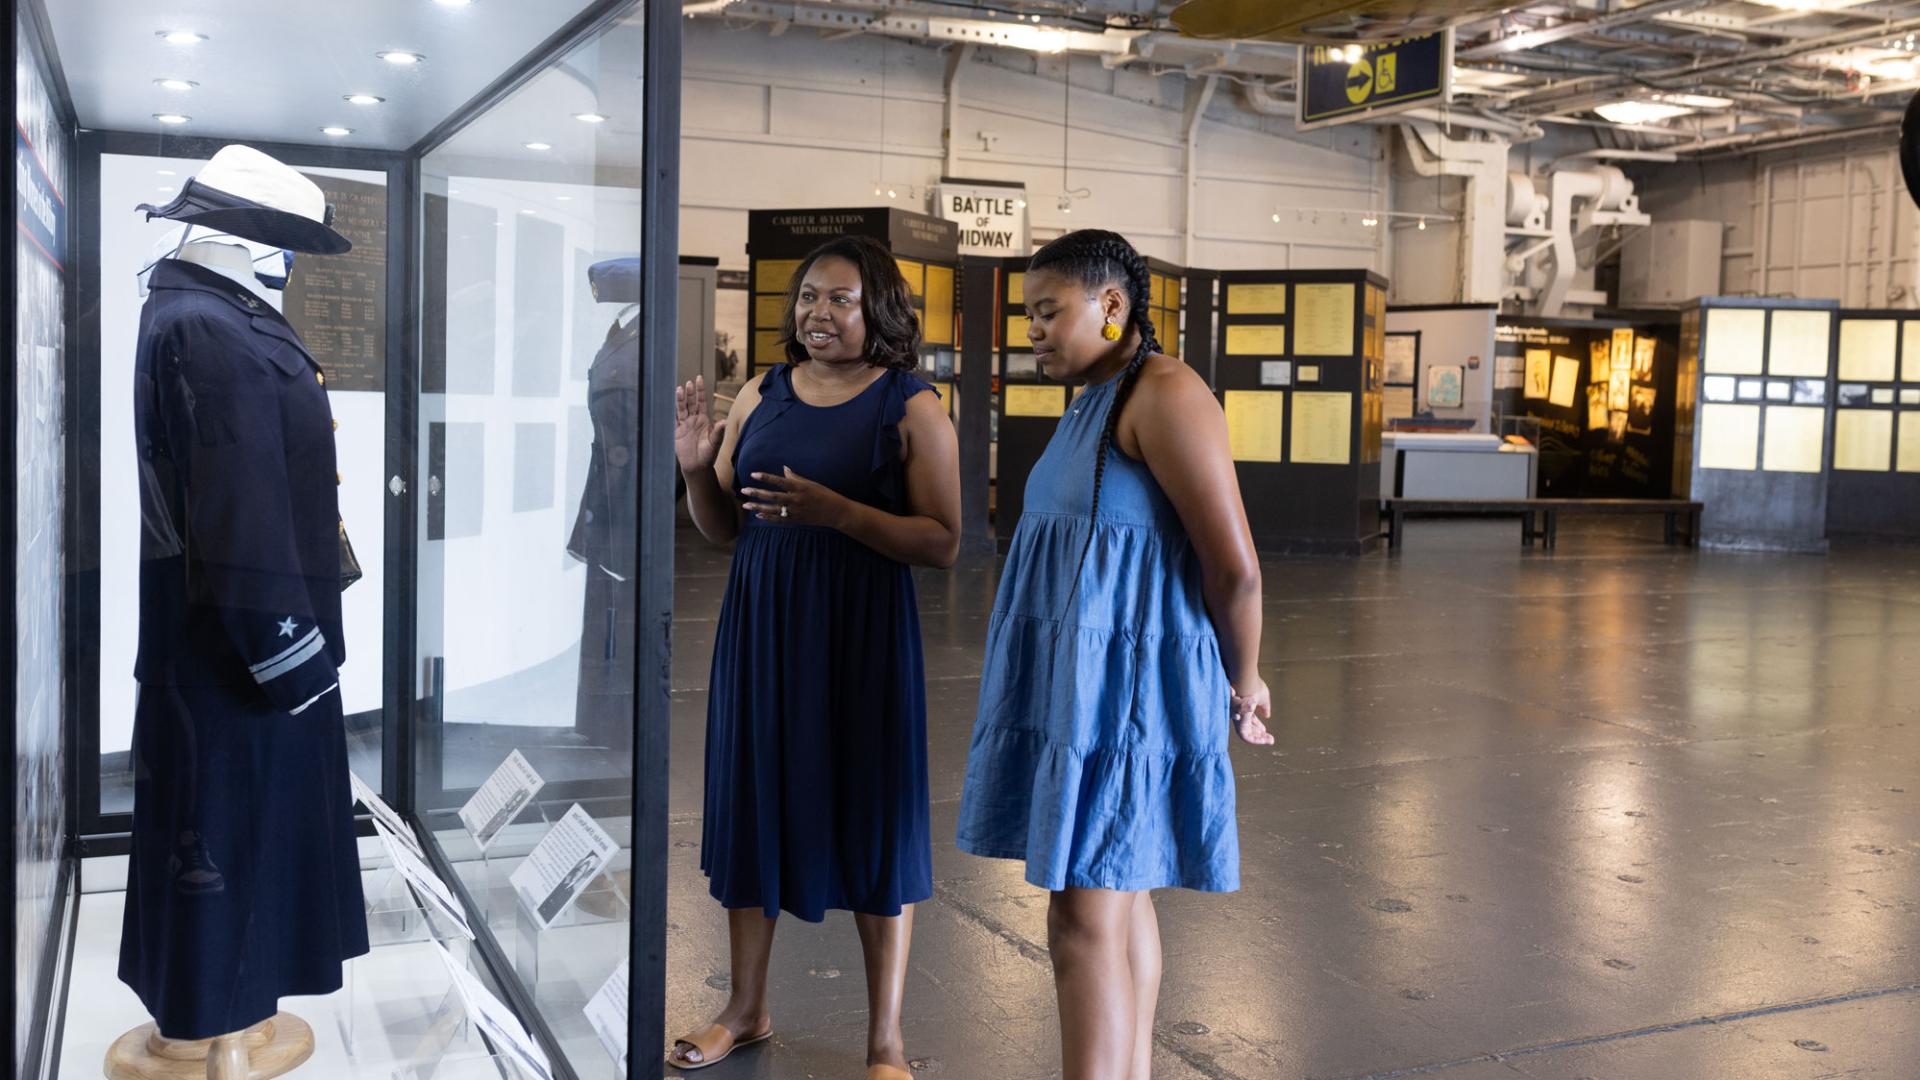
[
  {"left": 1748, "top": 0, "right": 1872, "bottom": 9},
  {"left": 321, "top": 126, "right": 353, "bottom": 137},
  {"left": 574, "top": 112, "right": 609, "bottom": 123},
  {"left": 157, "top": 31, "right": 206, "bottom": 45},
  {"left": 1451, "top": 67, "right": 1527, "bottom": 89},
  {"left": 524, "top": 141, "right": 552, "bottom": 151},
  {"left": 345, "top": 94, "right": 385, "bottom": 105},
  {"left": 154, "top": 78, "right": 197, "bottom": 91},
  {"left": 152, "top": 113, "right": 191, "bottom": 125},
  {"left": 1594, "top": 100, "right": 1694, "bottom": 124},
  {"left": 377, "top": 51, "right": 425, "bottom": 65}
]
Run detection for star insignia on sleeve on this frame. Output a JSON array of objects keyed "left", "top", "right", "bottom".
[{"left": 277, "top": 617, "right": 299, "bottom": 639}]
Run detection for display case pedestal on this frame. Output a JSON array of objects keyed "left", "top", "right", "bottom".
[{"left": 104, "top": 1014, "right": 312, "bottom": 1080}]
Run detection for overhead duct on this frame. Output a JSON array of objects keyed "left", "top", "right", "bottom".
[
  {"left": 1534, "top": 165, "right": 1650, "bottom": 316},
  {"left": 1399, "top": 122, "right": 1510, "bottom": 305},
  {"left": 1240, "top": 79, "right": 1292, "bottom": 117}
]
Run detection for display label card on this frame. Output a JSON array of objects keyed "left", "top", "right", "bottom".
[
  {"left": 1736, "top": 379, "right": 1764, "bottom": 401},
  {"left": 1298, "top": 364, "right": 1321, "bottom": 383},
  {"left": 1794, "top": 380, "right": 1828, "bottom": 405},
  {"left": 1260, "top": 360, "right": 1292, "bottom": 386},
  {"left": 1702, "top": 375, "right": 1736, "bottom": 403},
  {"left": 434, "top": 939, "right": 554, "bottom": 1080},
  {"left": 459, "top": 750, "right": 546, "bottom": 853},
  {"left": 1873, "top": 387, "right": 1896, "bottom": 405},
  {"left": 350, "top": 772, "right": 423, "bottom": 857},
  {"left": 585, "top": 960, "right": 630, "bottom": 1072},
  {"left": 375, "top": 827, "right": 475, "bottom": 940},
  {"left": 1838, "top": 383, "right": 1871, "bottom": 407},
  {"left": 1494, "top": 355, "right": 1525, "bottom": 391},
  {"left": 1427, "top": 364, "right": 1463, "bottom": 408},
  {"left": 1383, "top": 333, "right": 1417, "bottom": 385},
  {"left": 510, "top": 804, "right": 620, "bottom": 930},
  {"left": 1765, "top": 380, "right": 1791, "bottom": 402},
  {"left": 1902, "top": 388, "right": 1920, "bottom": 405}
]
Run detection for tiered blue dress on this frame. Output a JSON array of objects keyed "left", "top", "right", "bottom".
[
  {"left": 700, "top": 363, "right": 936, "bottom": 921},
  {"left": 957, "top": 372, "right": 1240, "bottom": 892}
]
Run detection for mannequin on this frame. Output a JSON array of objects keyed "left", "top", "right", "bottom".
[
  {"left": 110, "top": 145, "right": 364, "bottom": 1080},
  {"left": 567, "top": 260, "right": 646, "bottom": 754}
]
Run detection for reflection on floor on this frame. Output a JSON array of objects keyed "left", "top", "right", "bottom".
[{"left": 667, "top": 517, "right": 1920, "bottom": 1079}]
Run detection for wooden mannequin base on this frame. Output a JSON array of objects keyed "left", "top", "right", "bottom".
[{"left": 105, "top": 1013, "right": 314, "bottom": 1080}]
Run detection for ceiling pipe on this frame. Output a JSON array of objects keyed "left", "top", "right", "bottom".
[
  {"left": 1398, "top": 122, "right": 1511, "bottom": 304},
  {"left": 1455, "top": 0, "right": 1713, "bottom": 61},
  {"left": 1241, "top": 79, "right": 1291, "bottom": 116},
  {"left": 1548, "top": 148, "right": 1681, "bottom": 167}
]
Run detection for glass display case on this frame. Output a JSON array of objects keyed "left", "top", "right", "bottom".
[{"left": 6, "top": 1, "right": 681, "bottom": 1077}]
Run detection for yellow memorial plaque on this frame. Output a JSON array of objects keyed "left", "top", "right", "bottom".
[
  {"left": 1524, "top": 349, "right": 1551, "bottom": 400},
  {"left": 1007, "top": 272, "right": 1025, "bottom": 306},
  {"left": 753, "top": 329, "right": 787, "bottom": 367},
  {"left": 1006, "top": 314, "right": 1032, "bottom": 349},
  {"left": 1703, "top": 308, "right": 1765, "bottom": 375},
  {"left": 1291, "top": 391, "right": 1352, "bottom": 464},
  {"left": 1698, "top": 403, "right": 1760, "bottom": 471},
  {"left": 1899, "top": 413, "right": 1920, "bottom": 473},
  {"left": 1767, "top": 309, "right": 1831, "bottom": 377},
  {"left": 754, "top": 294, "right": 787, "bottom": 327},
  {"left": 1004, "top": 385, "right": 1065, "bottom": 418},
  {"left": 755, "top": 259, "right": 801, "bottom": 294},
  {"left": 1549, "top": 355, "right": 1580, "bottom": 409},
  {"left": 1226, "top": 283, "right": 1287, "bottom": 315},
  {"left": 1589, "top": 339, "right": 1610, "bottom": 382},
  {"left": 1905, "top": 321, "right": 1920, "bottom": 382},
  {"left": 1294, "top": 283, "right": 1355, "bottom": 355},
  {"left": 896, "top": 258, "right": 925, "bottom": 298},
  {"left": 923, "top": 265, "right": 955, "bottom": 345},
  {"left": 1762, "top": 404, "right": 1825, "bottom": 473},
  {"left": 1838, "top": 319, "right": 1897, "bottom": 382},
  {"left": 1834, "top": 409, "right": 1893, "bottom": 471},
  {"left": 1223, "top": 390, "right": 1284, "bottom": 462},
  {"left": 1225, "top": 324, "right": 1288, "bottom": 356}
]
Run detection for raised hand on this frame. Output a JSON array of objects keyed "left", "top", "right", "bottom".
[{"left": 675, "top": 376, "right": 725, "bottom": 472}]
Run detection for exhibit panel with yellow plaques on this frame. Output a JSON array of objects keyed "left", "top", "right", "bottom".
[
  {"left": 743, "top": 206, "right": 960, "bottom": 391},
  {"left": 1680, "top": 297, "right": 1837, "bottom": 552},
  {"left": 992, "top": 256, "right": 1060, "bottom": 543},
  {"left": 1828, "top": 310, "right": 1920, "bottom": 539},
  {"left": 1497, "top": 317, "right": 1683, "bottom": 499},
  {"left": 1212, "top": 268, "right": 1389, "bottom": 553}
]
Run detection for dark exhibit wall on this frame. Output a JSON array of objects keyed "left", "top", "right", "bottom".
[
  {"left": 13, "top": 3, "right": 74, "bottom": 1075},
  {"left": 1827, "top": 311, "right": 1920, "bottom": 540},
  {"left": 1495, "top": 318, "right": 1680, "bottom": 499}
]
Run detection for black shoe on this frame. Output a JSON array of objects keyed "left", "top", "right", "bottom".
[{"left": 169, "top": 833, "right": 225, "bottom": 896}]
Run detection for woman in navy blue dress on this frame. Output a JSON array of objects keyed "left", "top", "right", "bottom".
[{"left": 671, "top": 235, "right": 961, "bottom": 1078}]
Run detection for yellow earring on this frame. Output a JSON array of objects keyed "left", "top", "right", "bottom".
[{"left": 1102, "top": 319, "right": 1122, "bottom": 341}]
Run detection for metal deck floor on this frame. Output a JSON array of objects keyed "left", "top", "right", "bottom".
[{"left": 664, "top": 517, "right": 1920, "bottom": 1079}]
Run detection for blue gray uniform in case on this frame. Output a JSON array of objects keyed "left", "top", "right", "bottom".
[{"left": 118, "top": 257, "right": 369, "bottom": 1039}]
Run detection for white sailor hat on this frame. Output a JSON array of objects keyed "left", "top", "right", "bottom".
[{"left": 136, "top": 144, "right": 351, "bottom": 255}]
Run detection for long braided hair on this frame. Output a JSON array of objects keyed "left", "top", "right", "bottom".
[{"left": 1026, "top": 229, "right": 1161, "bottom": 600}]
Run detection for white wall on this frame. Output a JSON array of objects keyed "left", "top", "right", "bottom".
[
  {"left": 1633, "top": 144, "right": 1920, "bottom": 307},
  {"left": 678, "top": 21, "right": 1389, "bottom": 280}
]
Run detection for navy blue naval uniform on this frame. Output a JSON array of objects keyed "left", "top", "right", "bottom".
[{"left": 118, "top": 258, "right": 368, "bottom": 1040}]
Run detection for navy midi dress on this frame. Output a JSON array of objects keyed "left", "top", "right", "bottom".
[{"left": 699, "top": 363, "right": 935, "bottom": 922}]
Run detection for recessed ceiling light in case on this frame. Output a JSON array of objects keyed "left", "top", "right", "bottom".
[
  {"left": 154, "top": 78, "right": 197, "bottom": 92},
  {"left": 377, "top": 51, "right": 425, "bottom": 66},
  {"left": 321, "top": 126, "right": 353, "bottom": 137},
  {"left": 153, "top": 113, "right": 191, "bottom": 125},
  {"left": 524, "top": 141, "right": 552, "bottom": 151},
  {"left": 574, "top": 112, "right": 608, "bottom": 124},
  {"left": 345, "top": 94, "right": 385, "bottom": 106},
  {"left": 158, "top": 31, "right": 207, "bottom": 45}
]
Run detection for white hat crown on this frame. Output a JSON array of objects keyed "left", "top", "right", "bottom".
[{"left": 194, "top": 145, "right": 329, "bottom": 227}]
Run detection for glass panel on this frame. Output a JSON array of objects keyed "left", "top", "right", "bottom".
[
  {"left": 416, "top": 7, "right": 645, "bottom": 1075},
  {"left": 94, "top": 153, "right": 389, "bottom": 815},
  {"left": 16, "top": 9, "right": 72, "bottom": 1069}
]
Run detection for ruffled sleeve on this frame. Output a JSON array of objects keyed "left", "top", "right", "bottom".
[
  {"left": 871, "top": 369, "right": 938, "bottom": 511},
  {"left": 730, "top": 363, "right": 797, "bottom": 478}
]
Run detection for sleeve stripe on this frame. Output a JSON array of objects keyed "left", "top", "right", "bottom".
[
  {"left": 253, "top": 631, "right": 327, "bottom": 685},
  {"left": 251, "top": 626, "right": 321, "bottom": 675},
  {"left": 289, "top": 683, "right": 339, "bottom": 716}
]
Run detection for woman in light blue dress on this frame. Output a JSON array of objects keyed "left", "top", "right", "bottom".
[{"left": 956, "top": 230, "right": 1274, "bottom": 1080}]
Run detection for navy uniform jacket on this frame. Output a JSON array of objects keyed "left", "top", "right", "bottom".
[{"left": 133, "top": 258, "right": 343, "bottom": 712}]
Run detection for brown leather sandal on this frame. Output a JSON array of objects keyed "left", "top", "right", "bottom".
[{"left": 666, "top": 1019, "right": 773, "bottom": 1071}]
